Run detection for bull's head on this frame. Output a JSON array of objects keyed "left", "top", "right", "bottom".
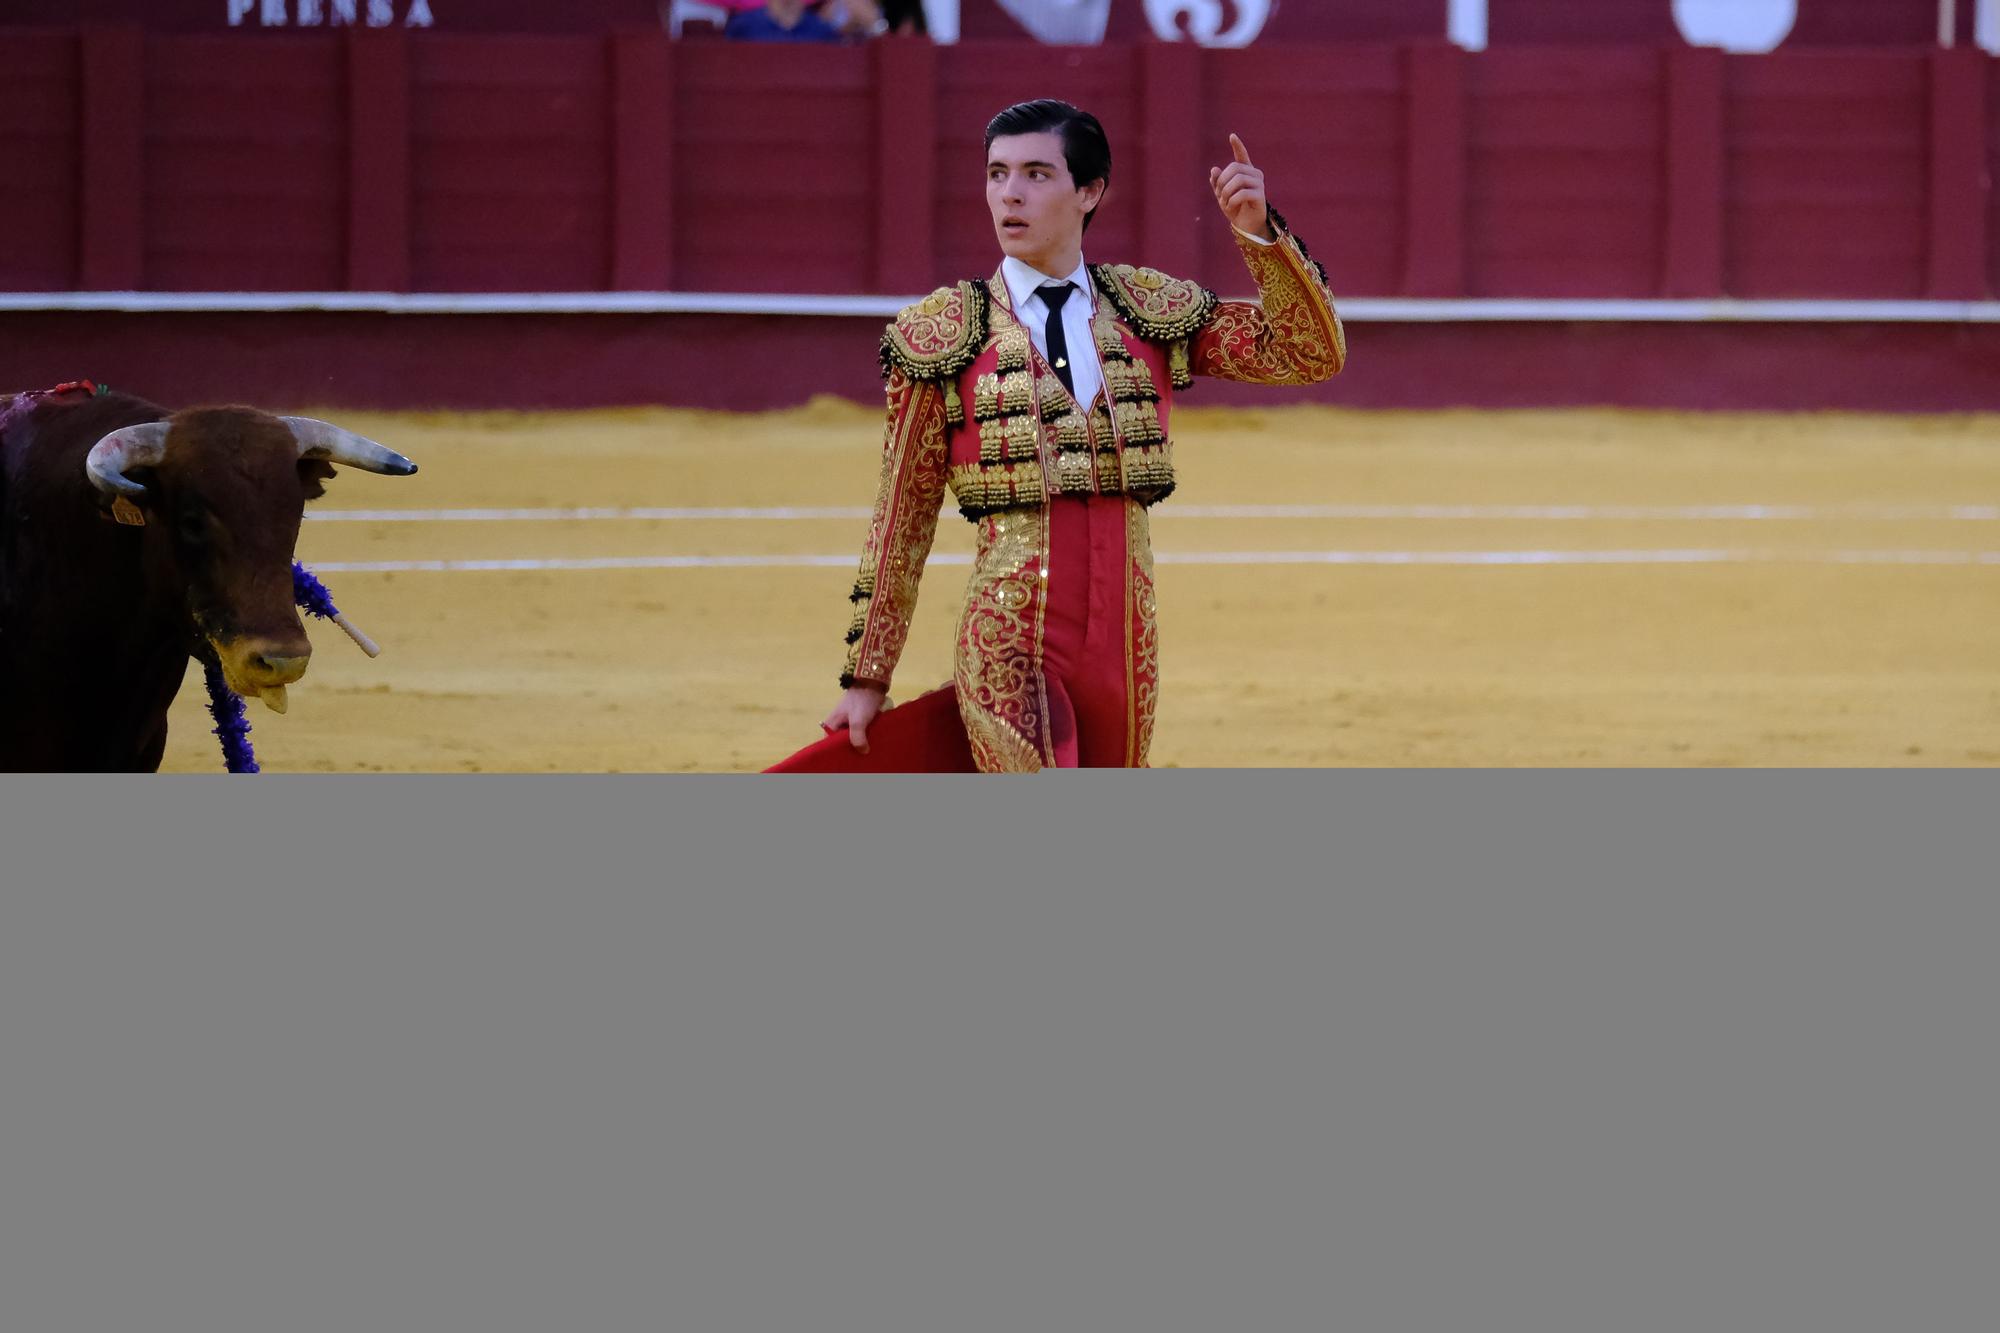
[{"left": 83, "top": 408, "right": 417, "bottom": 712}]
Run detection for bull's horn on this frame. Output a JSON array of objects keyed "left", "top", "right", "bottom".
[
  {"left": 85, "top": 422, "right": 171, "bottom": 498},
  {"left": 283, "top": 418, "right": 419, "bottom": 476}
]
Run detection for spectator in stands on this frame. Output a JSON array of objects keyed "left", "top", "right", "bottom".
[
  {"left": 724, "top": 0, "right": 842, "bottom": 42},
  {"left": 878, "top": 0, "right": 927, "bottom": 34},
  {"left": 725, "top": 0, "right": 895, "bottom": 42}
]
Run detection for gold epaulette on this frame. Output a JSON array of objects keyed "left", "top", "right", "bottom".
[
  {"left": 879, "top": 281, "right": 991, "bottom": 384},
  {"left": 1089, "top": 264, "right": 1219, "bottom": 344}
]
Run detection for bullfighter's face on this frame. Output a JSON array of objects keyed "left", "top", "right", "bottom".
[{"left": 987, "top": 130, "right": 1105, "bottom": 276}]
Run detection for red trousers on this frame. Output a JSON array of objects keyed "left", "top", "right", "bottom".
[
  {"left": 770, "top": 494, "right": 1157, "bottom": 772},
  {"left": 1031, "top": 493, "right": 1147, "bottom": 767}
]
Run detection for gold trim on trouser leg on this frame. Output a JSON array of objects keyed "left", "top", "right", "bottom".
[
  {"left": 954, "top": 506, "right": 1050, "bottom": 772},
  {"left": 1127, "top": 501, "right": 1160, "bottom": 768}
]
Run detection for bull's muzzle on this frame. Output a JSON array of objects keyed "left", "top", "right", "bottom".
[{"left": 215, "top": 637, "right": 312, "bottom": 713}]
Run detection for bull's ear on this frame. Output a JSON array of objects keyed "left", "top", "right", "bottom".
[{"left": 297, "top": 458, "right": 337, "bottom": 502}]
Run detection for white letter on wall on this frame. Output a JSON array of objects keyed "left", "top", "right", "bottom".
[
  {"left": 993, "top": 0, "right": 1112, "bottom": 44},
  {"left": 1143, "top": 0, "right": 1272, "bottom": 47},
  {"left": 920, "top": 0, "right": 959, "bottom": 43},
  {"left": 228, "top": 0, "right": 255, "bottom": 24},
  {"left": 261, "top": 0, "right": 288, "bottom": 24},
  {"left": 1673, "top": 0, "right": 1795, "bottom": 52},
  {"left": 1447, "top": 0, "right": 1486, "bottom": 51}
]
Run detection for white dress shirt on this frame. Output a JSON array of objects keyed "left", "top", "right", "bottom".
[{"left": 1000, "top": 253, "right": 1104, "bottom": 413}]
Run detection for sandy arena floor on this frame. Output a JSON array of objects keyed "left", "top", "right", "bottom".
[{"left": 158, "top": 403, "right": 2000, "bottom": 771}]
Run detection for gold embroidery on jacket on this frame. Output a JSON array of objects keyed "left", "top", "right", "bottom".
[
  {"left": 1047, "top": 330, "right": 1094, "bottom": 496},
  {"left": 1004, "top": 371, "right": 1036, "bottom": 415},
  {"left": 948, "top": 460, "right": 1046, "bottom": 516},
  {"left": 994, "top": 326, "right": 1030, "bottom": 374},
  {"left": 1094, "top": 429, "right": 1124, "bottom": 494},
  {"left": 1003, "top": 414, "right": 1037, "bottom": 460},
  {"left": 1088, "top": 296, "right": 1175, "bottom": 505},
  {"left": 1104, "top": 358, "right": 1158, "bottom": 404},
  {"left": 1055, "top": 449, "right": 1094, "bottom": 494},
  {"left": 1090, "top": 264, "right": 1219, "bottom": 343},
  {"left": 880, "top": 282, "right": 990, "bottom": 384},
  {"left": 1039, "top": 391, "right": 1071, "bottom": 424},
  {"left": 841, "top": 369, "right": 949, "bottom": 689},
  {"left": 1196, "top": 230, "right": 1346, "bottom": 384},
  {"left": 950, "top": 255, "right": 1343, "bottom": 516},
  {"left": 957, "top": 293, "right": 1065, "bottom": 516},
  {"left": 1113, "top": 400, "right": 1164, "bottom": 446}
]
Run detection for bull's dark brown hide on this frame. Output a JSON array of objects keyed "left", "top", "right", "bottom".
[{"left": 0, "top": 389, "right": 327, "bottom": 771}]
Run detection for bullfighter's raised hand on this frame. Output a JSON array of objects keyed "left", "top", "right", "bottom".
[{"left": 1209, "top": 133, "right": 1274, "bottom": 241}]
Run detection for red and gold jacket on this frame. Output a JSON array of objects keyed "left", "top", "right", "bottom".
[{"left": 839, "top": 216, "right": 1346, "bottom": 691}]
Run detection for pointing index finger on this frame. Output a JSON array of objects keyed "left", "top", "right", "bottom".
[{"left": 1229, "top": 133, "right": 1252, "bottom": 165}]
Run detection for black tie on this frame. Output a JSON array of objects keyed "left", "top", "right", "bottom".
[{"left": 1039, "top": 282, "right": 1076, "bottom": 399}]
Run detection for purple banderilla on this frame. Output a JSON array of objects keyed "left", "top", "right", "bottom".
[
  {"left": 202, "top": 561, "right": 368, "bottom": 774},
  {"left": 202, "top": 657, "right": 260, "bottom": 774}
]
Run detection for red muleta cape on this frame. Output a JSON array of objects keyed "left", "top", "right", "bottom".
[{"left": 763, "top": 685, "right": 976, "bottom": 773}]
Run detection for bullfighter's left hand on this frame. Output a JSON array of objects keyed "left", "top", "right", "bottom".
[{"left": 1209, "top": 133, "right": 1274, "bottom": 241}]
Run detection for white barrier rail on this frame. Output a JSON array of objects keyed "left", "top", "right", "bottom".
[{"left": 7, "top": 292, "right": 2000, "bottom": 322}]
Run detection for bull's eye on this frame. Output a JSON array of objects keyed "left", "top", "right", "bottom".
[{"left": 177, "top": 508, "right": 210, "bottom": 546}]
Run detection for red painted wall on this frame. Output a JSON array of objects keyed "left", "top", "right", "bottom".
[
  {"left": 677, "top": 45, "right": 880, "bottom": 292},
  {"left": 7, "top": 311, "right": 2000, "bottom": 413},
  {"left": 147, "top": 36, "right": 348, "bottom": 290},
  {"left": 0, "top": 31, "right": 78, "bottom": 290},
  {"left": 0, "top": 1, "right": 657, "bottom": 31},
  {"left": 1489, "top": 0, "right": 1965, "bottom": 46},
  {"left": 0, "top": 1, "right": 1968, "bottom": 47},
  {"left": 1992, "top": 50, "right": 2000, "bottom": 296},
  {"left": 1198, "top": 46, "right": 1407, "bottom": 297},
  {"left": 5, "top": 28, "right": 1995, "bottom": 412},
  {"left": 1789, "top": 0, "right": 1955, "bottom": 47},
  {"left": 1489, "top": 1, "right": 1677, "bottom": 45},
  {"left": 6, "top": 31, "right": 1990, "bottom": 302},
  {"left": 408, "top": 36, "right": 612, "bottom": 291},
  {"left": 1727, "top": 51, "right": 1930, "bottom": 297},
  {"left": 1466, "top": 47, "right": 1665, "bottom": 297}
]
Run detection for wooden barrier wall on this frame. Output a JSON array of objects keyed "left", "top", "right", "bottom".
[
  {"left": 1, "top": 31, "right": 1992, "bottom": 301},
  {"left": 0, "top": 0, "right": 1975, "bottom": 45}
]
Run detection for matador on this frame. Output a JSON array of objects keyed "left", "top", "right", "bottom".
[{"left": 771, "top": 99, "right": 1345, "bottom": 772}]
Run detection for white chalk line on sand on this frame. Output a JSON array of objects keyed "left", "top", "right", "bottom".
[
  {"left": 306, "top": 502, "right": 2000, "bottom": 523},
  {"left": 304, "top": 549, "right": 2000, "bottom": 574}
]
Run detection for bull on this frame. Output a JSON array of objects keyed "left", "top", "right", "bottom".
[{"left": 0, "top": 385, "right": 417, "bottom": 771}]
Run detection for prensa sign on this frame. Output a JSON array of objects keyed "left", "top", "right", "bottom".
[{"left": 226, "top": 0, "right": 436, "bottom": 24}]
